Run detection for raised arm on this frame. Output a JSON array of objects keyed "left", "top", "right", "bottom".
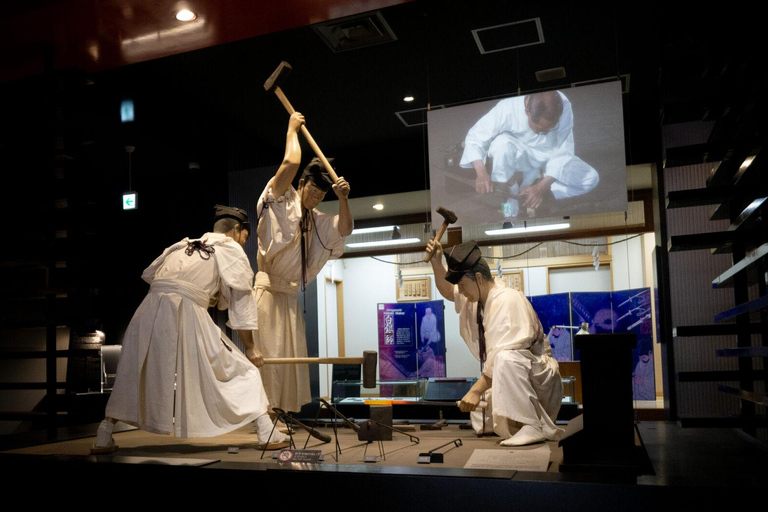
[
  {"left": 333, "top": 176, "right": 353, "bottom": 236},
  {"left": 271, "top": 112, "right": 305, "bottom": 198},
  {"left": 427, "top": 240, "right": 455, "bottom": 302}
]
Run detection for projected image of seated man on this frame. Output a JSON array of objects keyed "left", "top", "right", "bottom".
[{"left": 459, "top": 90, "right": 599, "bottom": 218}]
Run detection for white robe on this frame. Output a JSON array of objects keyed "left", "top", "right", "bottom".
[
  {"left": 254, "top": 180, "right": 345, "bottom": 412},
  {"left": 459, "top": 93, "right": 598, "bottom": 207},
  {"left": 105, "top": 233, "right": 268, "bottom": 437},
  {"left": 455, "top": 282, "right": 564, "bottom": 440}
]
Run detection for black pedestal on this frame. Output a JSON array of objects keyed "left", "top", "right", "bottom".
[{"left": 560, "top": 333, "right": 638, "bottom": 473}]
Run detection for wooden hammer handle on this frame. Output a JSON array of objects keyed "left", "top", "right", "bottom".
[
  {"left": 263, "top": 357, "right": 364, "bottom": 365},
  {"left": 274, "top": 87, "right": 339, "bottom": 183},
  {"left": 423, "top": 222, "right": 449, "bottom": 262}
]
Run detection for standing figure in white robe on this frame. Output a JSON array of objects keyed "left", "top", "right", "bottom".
[
  {"left": 460, "top": 90, "right": 599, "bottom": 216},
  {"left": 254, "top": 112, "right": 353, "bottom": 413},
  {"left": 427, "top": 240, "right": 564, "bottom": 446},
  {"left": 91, "top": 206, "right": 289, "bottom": 454}
]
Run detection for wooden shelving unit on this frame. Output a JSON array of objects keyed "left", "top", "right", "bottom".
[{"left": 665, "top": 145, "right": 767, "bottom": 434}]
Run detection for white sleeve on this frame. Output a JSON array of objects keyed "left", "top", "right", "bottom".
[
  {"left": 312, "top": 211, "right": 345, "bottom": 260},
  {"left": 543, "top": 95, "right": 575, "bottom": 183},
  {"left": 459, "top": 101, "right": 510, "bottom": 167},
  {"left": 214, "top": 241, "right": 258, "bottom": 330},
  {"left": 222, "top": 285, "right": 259, "bottom": 331},
  {"left": 482, "top": 290, "right": 540, "bottom": 378},
  {"left": 256, "top": 179, "right": 301, "bottom": 261}
]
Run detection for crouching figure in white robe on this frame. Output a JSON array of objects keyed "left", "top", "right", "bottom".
[
  {"left": 254, "top": 112, "right": 353, "bottom": 413},
  {"left": 427, "top": 240, "right": 564, "bottom": 446},
  {"left": 91, "top": 205, "right": 289, "bottom": 454}
]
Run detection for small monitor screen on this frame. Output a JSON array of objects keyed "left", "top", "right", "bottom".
[{"left": 427, "top": 80, "right": 627, "bottom": 228}]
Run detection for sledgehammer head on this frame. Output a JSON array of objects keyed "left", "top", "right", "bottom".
[
  {"left": 436, "top": 206, "right": 458, "bottom": 225},
  {"left": 264, "top": 61, "right": 292, "bottom": 92},
  {"left": 362, "top": 350, "right": 378, "bottom": 389}
]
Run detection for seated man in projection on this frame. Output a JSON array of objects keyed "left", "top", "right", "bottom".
[
  {"left": 459, "top": 90, "right": 599, "bottom": 217},
  {"left": 254, "top": 112, "right": 353, "bottom": 414},
  {"left": 91, "top": 205, "right": 289, "bottom": 454},
  {"left": 427, "top": 240, "right": 563, "bottom": 446}
]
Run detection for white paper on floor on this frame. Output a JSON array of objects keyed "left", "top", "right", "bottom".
[{"left": 463, "top": 446, "right": 551, "bottom": 472}]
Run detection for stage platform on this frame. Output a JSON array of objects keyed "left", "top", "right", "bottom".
[{"left": 2, "top": 418, "right": 766, "bottom": 509}]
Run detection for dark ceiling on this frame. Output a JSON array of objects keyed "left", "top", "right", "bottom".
[{"left": 0, "top": 1, "right": 763, "bottom": 201}]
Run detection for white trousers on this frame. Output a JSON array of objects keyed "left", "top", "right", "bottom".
[{"left": 472, "top": 350, "right": 564, "bottom": 441}]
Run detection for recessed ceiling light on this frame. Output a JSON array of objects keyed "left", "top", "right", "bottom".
[
  {"left": 175, "top": 9, "right": 197, "bottom": 21},
  {"left": 372, "top": 203, "right": 384, "bottom": 210},
  {"left": 403, "top": 96, "right": 414, "bottom": 102}
]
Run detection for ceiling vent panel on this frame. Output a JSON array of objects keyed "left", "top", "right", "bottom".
[
  {"left": 313, "top": 11, "right": 397, "bottom": 52},
  {"left": 472, "top": 18, "right": 543, "bottom": 54}
]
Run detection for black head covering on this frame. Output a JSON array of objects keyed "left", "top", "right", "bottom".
[
  {"left": 444, "top": 241, "right": 483, "bottom": 284},
  {"left": 300, "top": 157, "right": 334, "bottom": 192},
  {"left": 213, "top": 205, "right": 250, "bottom": 230}
]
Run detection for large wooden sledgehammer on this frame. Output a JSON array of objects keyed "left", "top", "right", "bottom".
[
  {"left": 264, "top": 61, "right": 339, "bottom": 183},
  {"left": 263, "top": 350, "right": 377, "bottom": 388}
]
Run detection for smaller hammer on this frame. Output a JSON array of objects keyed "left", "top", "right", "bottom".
[
  {"left": 423, "top": 206, "right": 458, "bottom": 262},
  {"left": 264, "top": 61, "right": 338, "bottom": 183}
]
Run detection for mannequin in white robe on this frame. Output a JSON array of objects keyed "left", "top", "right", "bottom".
[
  {"left": 254, "top": 112, "right": 353, "bottom": 413},
  {"left": 91, "top": 207, "right": 288, "bottom": 453},
  {"left": 428, "top": 240, "right": 563, "bottom": 446}
]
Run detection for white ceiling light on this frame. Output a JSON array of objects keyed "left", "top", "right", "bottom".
[
  {"left": 403, "top": 96, "right": 414, "bottom": 102},
  {"left": 351, "top": 225, "right": 398, "bottom": 235},
  {"left": 175, "top": 9, "right": 197, "bottom": 21},
  {"left": 485, "top": 222, "right": 570, "bottom": 236},
  {"left": 346, "top": 238, "right": 421, "bottom": 248},
  {"left": 372, "top": 203, "right": 384, "bottom": 210}
]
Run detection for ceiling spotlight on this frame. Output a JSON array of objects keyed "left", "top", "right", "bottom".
[
  {"left": 372, "top": 203, "right": 384, "bottom": 210},
  {"left": 175, "top": 9, "right": 197, "bottom": 21},
  {"left": 403, "top": 96, "right": 414, "bottom": 102}
]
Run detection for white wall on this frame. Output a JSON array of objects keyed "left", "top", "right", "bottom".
[
  {"left": 611, "top": 234, "right": 647, "bottom": 289},
  {"left": 317, "top": 234, "right": 655, "bottom": 388}
]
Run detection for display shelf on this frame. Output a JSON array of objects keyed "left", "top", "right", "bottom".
[
  {"left": 668, "top": 231, "right": 737, "bottom": 252},
  {"left": 676, "top": 370, "right": 767, "bottom": 382},
  {"left": 665, "top": 188, "right": 729, "bottom": 209},
  {"left": 716, "top": 347, "right": 768, "bottom": 358},
  {"left": 672, "top": 324, "right": 764, "bottom": 337},
  {"left": 679, "top": 416, "right": 768, "bottom": 428},
  {"left": 705, "top": 144, "right": 763, "bottom": 189},
  {"left": 0, "top": 349, "right": 93, "bottom": 360},
  {"left": 712, "top": 243, "right": 768, "bottom": 288},
  {"left": 714, "top": 295, "right": 768, "bottom": 323},
  {"left": 665, "top": 142, "right": 730, "bottom": 168},
  {"left": 717, "top": 385, "right": 767, "bottom": 406},
  {"left": 0, "top": 382, "right": 66, "bottom": 390}
]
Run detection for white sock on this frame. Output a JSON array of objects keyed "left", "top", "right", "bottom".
[
  {"left": 500, "top": 424, "right": 545, "bottom": 447},
  {"left": 255, "top": 414, "right": 288, "bottom": 444},
  {"left": 95, "top": 420, "right": 115, "bottom": 447}
]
